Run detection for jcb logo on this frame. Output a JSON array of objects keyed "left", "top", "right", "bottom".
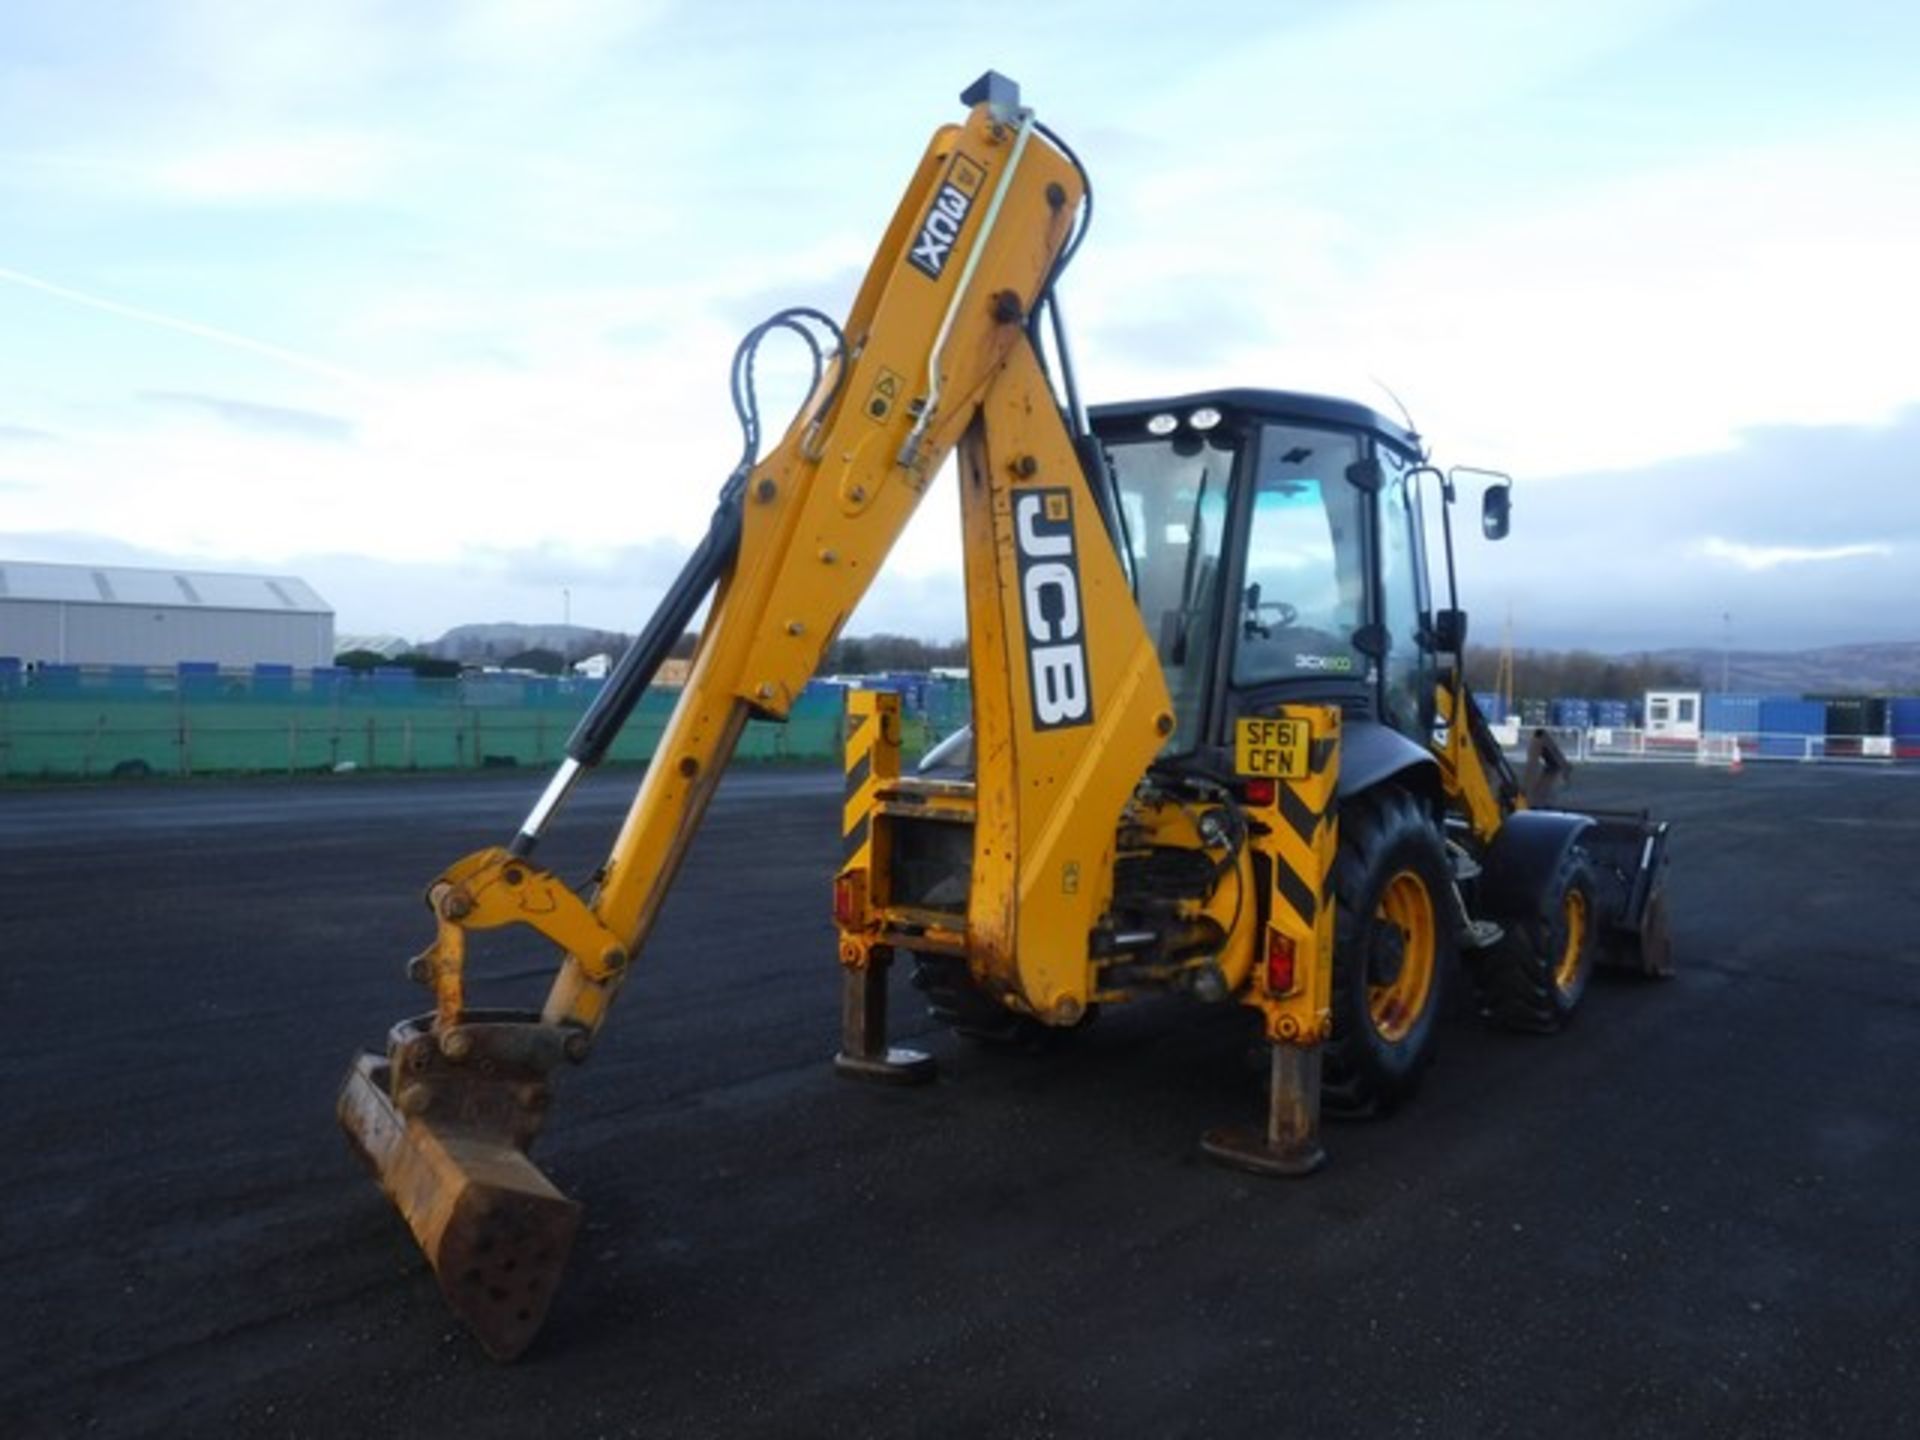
[
  {"left": 908, "top": 154, "right": 987, "bottom": 280},
  {"left": 1014, "top": 489, "right": 1093, "bottom": 730}
]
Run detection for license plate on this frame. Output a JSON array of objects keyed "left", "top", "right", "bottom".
[{"left": 1234, "top": 716, "right": 1309, "bottom": 779}]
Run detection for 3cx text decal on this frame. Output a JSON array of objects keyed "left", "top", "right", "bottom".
[
  {"left": 908, "top": 154, "right": 988, "bottom": 280},
  {"left": 1014, "top": 489, "right": 1093, "bottom": 730},
  {"left": 1293, "top": 653, "right": 1356, "bottom": 673}
]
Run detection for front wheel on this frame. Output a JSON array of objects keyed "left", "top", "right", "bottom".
[
  {"left": 1478, "top": 845, "right": 1598, "bottom": 1032},
  {"left": 1323, "top": 787, "right": 1455, "bottom": 1116}
]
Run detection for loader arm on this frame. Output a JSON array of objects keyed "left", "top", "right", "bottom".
[{"left": 340, "top": 73, "right": 1170, "bottom": 1359}]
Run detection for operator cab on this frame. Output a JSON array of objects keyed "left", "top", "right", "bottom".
[{"left": 1089, "top": 389, "right": 1435, "bottom": 764}]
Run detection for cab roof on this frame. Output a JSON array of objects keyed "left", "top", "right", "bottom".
[{"left": 1088, "top": 388, "right": 1422, "bottom": 459}]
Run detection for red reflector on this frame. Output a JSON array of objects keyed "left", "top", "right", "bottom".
[
  {"left": 833, "top": 874, "right": 859, "bottom": 928},
  {"left": 1242, "top": 778, "right": 1277, "bottom": 807},
  {"left": 1265, "top": 931, "right": 1297, "bottom": 994}
]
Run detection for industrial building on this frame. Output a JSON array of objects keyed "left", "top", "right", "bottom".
[{"left": 0, "top": 560, "right": 334, "bottom": 668}]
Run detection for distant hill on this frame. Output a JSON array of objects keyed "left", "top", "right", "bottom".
[
  {"left": 427, "top": 623, "right": 635, "bottom": 664},
  {"left": 1648, "top": 641, "right": 1920, "bottom": 695}
]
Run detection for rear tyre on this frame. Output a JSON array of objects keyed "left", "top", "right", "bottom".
[
  {"left": 908, "top": 952, "right": 1058, "bottom": 1051},
  {"left": 1323, "top": 787, "right": 1455, "bottom": 1116},
  {"left": 1478, "top": 845, "right": 1598, "bottom": 1032}
]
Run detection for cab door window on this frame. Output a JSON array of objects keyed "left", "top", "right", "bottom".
[
  {"left": 1377, "top": 444, "right": 1433, "bottom": 734},
  {"left": 1231, "top": 425, "right": 1366, "bottom": 687},
  {"left": 1104, "top": 428, "right": 1237, "bottom": 751}
]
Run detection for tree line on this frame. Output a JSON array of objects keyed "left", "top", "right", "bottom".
[
  {"left": 337, "top": 631, "right": 970, "bottom": 679},
  {"left": 1460, "top": 646, "right": 1699, "bottom": 701}
]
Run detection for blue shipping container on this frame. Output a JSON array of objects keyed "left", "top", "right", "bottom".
[
  {"left": 1757, "top": 698, "right": 1826, "bottom": 759},
  {"left": 1703, "top": 693, "right": 1765, "bottom": 736},
  {"left": 34, "top": 663, "right": 81, "bottom": 691},
  {"left": 1892, "top": 697, "right": 1920, "bottom": 757},
  {"left": 252, "top": 663, "right": 294, "bottom": 695}
]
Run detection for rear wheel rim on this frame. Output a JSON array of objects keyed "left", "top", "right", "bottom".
[
  {"left": 1554, "top": 888, "right": 1590, "bottom": 998},
  {"left": 1370, "top": 870, "right": 1436, "bottom": 1043}
]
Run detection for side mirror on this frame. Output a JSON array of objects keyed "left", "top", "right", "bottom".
[
  {"left": 1480, "top": 482, "right": 1511, "bottom": 540},
  {"left": 1429, "top": 608, "right": 1468, "bottom": 653}
]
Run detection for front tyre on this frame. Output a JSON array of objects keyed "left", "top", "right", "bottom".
[
  {"left": 1479, "top": 845, "right": 1598, "bottom": 1032},
  {"left": 1323, "top": 787, "right": 1455, "bottom": 1116}
]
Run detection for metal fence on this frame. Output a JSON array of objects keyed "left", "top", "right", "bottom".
[
  {"left": 1533, "top": 726, "right": 1917, "bottom": 767},
  {"left": 0, "top": 669, "right": 973, "bottom": 781}
]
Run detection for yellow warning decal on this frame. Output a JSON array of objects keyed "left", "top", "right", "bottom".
[
  {"left": 864, "top": 367, "right": 905, "bottom": 423},
  {"left": 949, "top": 154, "right": 987, "bottom": 198}
]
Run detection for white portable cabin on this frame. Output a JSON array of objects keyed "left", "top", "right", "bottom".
[{"left": 1644, "top": 689, "right": 1702, "bottom": 742}]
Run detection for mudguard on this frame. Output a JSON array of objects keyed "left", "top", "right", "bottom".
[
  {"left": 1477, "top": 809, "right": 1594, "bottom": 919},
  {"left": 1335, "top": 719, "right": 1440, "bottom": 801}
]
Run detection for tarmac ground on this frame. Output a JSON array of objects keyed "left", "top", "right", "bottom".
[{"left": 3, "top": 759, "right": 1916, "bottom": 1437}]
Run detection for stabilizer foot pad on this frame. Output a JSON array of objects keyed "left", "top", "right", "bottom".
[
  {"left": 1200, "top": 1126, "right": 1327, "bottom": 1178},
  {"left": 834, "top": 1047, "right": 937, "bottom": 1085}
]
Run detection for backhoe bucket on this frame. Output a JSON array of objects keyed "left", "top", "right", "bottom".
[{"left": 338, "top": 1011, "right": 582, "bottom": 1361}]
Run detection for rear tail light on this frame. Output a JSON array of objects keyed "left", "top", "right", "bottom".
[
  {"left": 833, "top": 872, "right": 861, "bottom": 928},
  {"left": 1241, "top": 777, "right": 1277, "bottom": 807},
  {"left": 1265, "top": 930, "right": 1297, "bottom": 994}
]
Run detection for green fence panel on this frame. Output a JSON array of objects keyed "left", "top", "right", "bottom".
[
  {"left": 2, "top": 699, "right": 180, "bottom": 778},
  {"left": 0, "top": 668, "right": 967, "bottom": 780}
]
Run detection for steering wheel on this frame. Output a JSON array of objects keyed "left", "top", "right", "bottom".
[
  {"left": 1252, "top": 599, "right": 1299, "bottom": 628},
  {"left": 1242, "top": 583, "right": 1298, "bottom": 639}
]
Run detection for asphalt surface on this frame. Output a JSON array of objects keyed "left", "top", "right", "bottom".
[{"left": 3, "top": 760, "right": 1916, "bottom": 1438}]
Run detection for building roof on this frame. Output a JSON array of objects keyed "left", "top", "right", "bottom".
[
  {"left": 0, "top": 560, "right": 331, "bottom": 614},
  {"left": 335, "top": 633, "right": 413, "bottom": 658}
]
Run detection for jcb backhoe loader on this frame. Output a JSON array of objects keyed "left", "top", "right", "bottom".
[{"left": 339, "top": 72, "right": 1672, "bottom": 1360}]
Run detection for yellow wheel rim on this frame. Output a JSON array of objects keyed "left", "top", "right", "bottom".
[
  {"left": 1554, "top": 887, "right": 1590, "bottom": 998},
  {"left": 1370, "top": 870, "right": 1436, "bottom": 1043}
]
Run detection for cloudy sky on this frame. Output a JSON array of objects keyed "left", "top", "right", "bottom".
[{"left": 2, "top": 0, "right": 1916, "bottom": 652}]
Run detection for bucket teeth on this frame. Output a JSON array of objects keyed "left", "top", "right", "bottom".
[{"left": 338, "top": 1013, "right": 583, "bottom": 1360}]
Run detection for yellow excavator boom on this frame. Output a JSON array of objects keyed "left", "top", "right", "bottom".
[{"left": 340, "top": 72, "right": 1169, "bottom": 1360}]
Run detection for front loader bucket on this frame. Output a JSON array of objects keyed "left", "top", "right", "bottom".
[
  {"left": 338, "top": 1012, "right": 583, "bottom": 1361},
  {"left": 1578, "top": 809, "right": 1674, "bottom": 977}
]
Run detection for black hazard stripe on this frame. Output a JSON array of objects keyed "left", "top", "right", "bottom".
[
  {"left": 842, "top": 813, "right": 871, "bottom": 863},
  {"left": 1278, "top": 785, "right": 1321, "bottom": 849},
  {"left": 845, "top": 749, "right": 872, "bottom": 798},
  {"left": 1275, "top": 858, "right": 1318, "bottom": 928}
]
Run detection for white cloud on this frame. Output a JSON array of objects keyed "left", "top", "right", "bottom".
[
  {"left": 6, "top": 1, "right": 1920, "bottom": 649},
  {"left": 1699, "top": 537, "right": 1895, "bottom": 572},
  {"left": 1069, "top": 119, "right": 1920, "bottom": 484},
  {"left": 445, "top": 0, "right": 673, "bottom": 69},
  {"left": 149, "top": 132, "right": 398, "bottom": 203}
]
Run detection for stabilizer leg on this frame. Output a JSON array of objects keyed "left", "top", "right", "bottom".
[
  {"left": 1201, "top": 1042, "right": 1327, "bottom": 1177},
  {"left": 833, "top": 947, "right": 936, "bottom": 1084}
]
